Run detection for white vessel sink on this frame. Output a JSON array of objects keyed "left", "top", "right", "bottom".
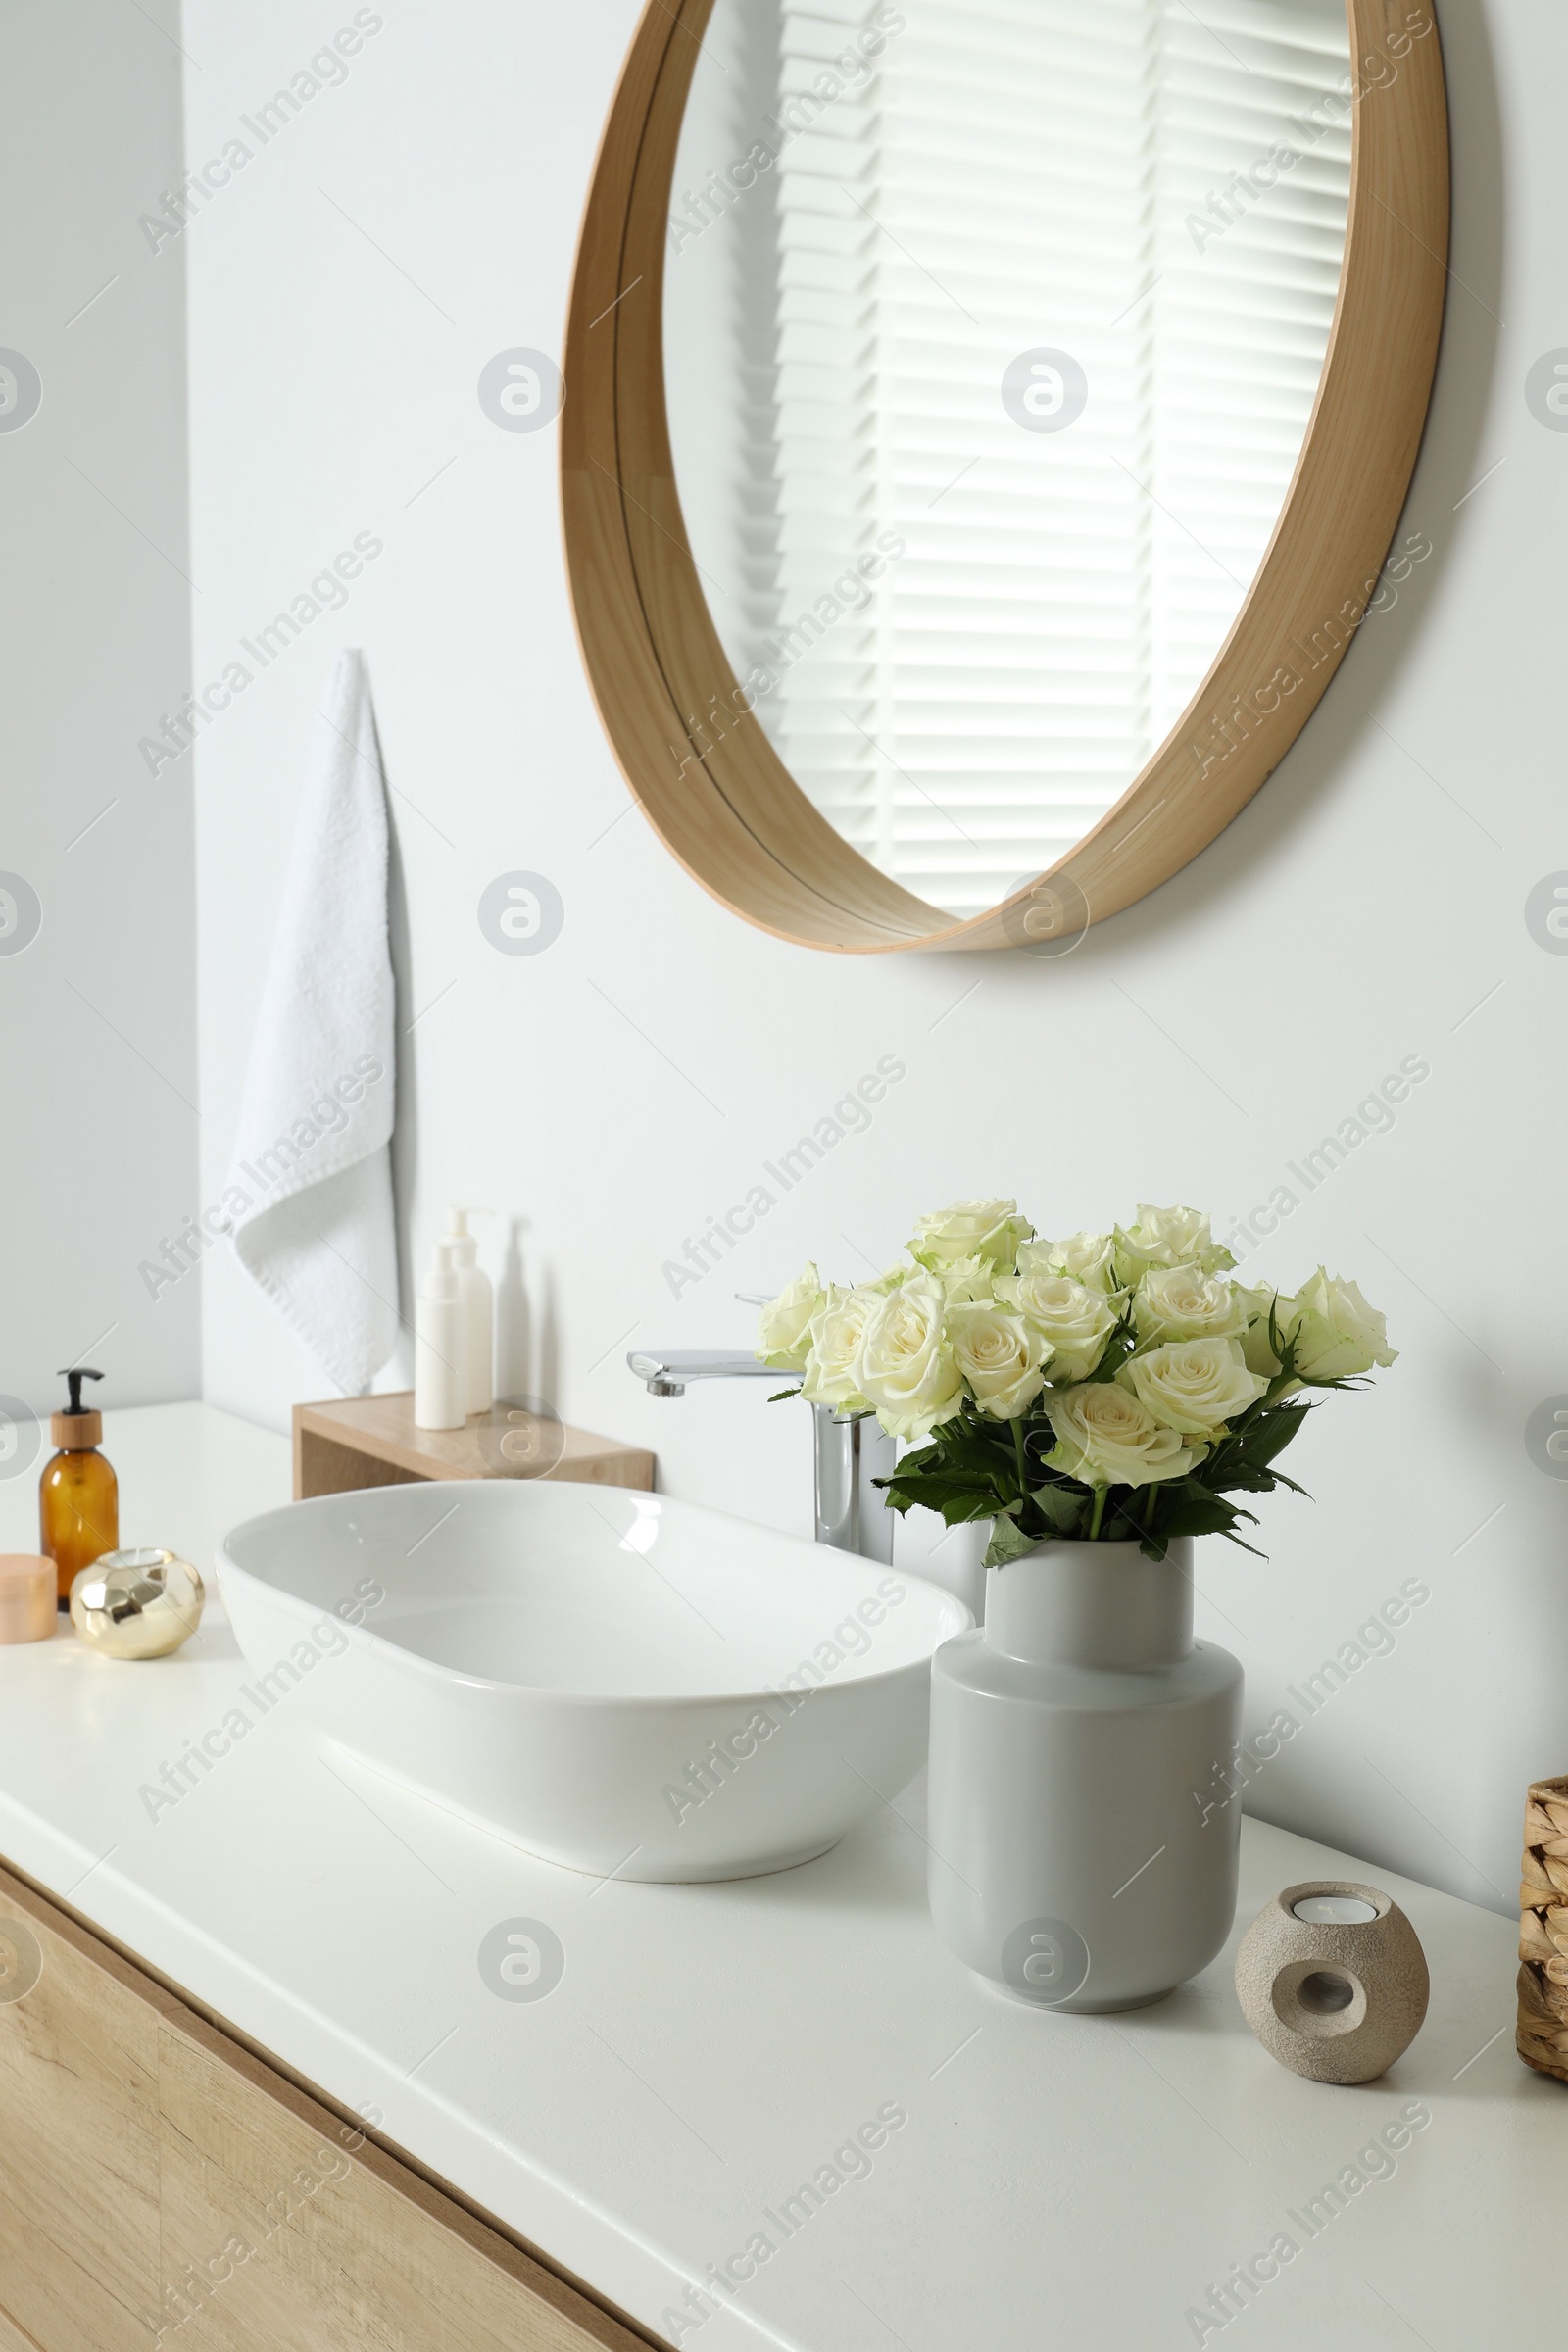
[{"left": 217, "top": 1481, "right": 970, "bottom": 1882}]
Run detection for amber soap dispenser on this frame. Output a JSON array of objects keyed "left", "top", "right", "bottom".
[{"left": 39, "top": 1369, "right": 119, "bottom": 1608}]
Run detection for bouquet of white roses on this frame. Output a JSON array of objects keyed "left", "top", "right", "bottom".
[{"left": 755, "top": 1200, "right": 1395, "bottom": 1564}]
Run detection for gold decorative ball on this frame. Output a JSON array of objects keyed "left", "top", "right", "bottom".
[{"left": 70, "top": 1548, "right": 205, "bottom": 1660}]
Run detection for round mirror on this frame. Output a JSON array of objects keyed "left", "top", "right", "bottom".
[{"left": 564, "top": 1, "right": 1447, "bottom": 952}]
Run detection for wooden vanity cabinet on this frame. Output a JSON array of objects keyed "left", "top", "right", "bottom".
[{"left": 0, "top": 1865, "right": 662, "bottom": 2352}]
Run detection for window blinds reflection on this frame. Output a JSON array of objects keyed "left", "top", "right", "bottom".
[{"left": 665, "top": 0, "right": 1351, "bottom": 918}]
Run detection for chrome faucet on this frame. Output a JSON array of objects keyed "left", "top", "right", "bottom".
[{"left": 627, "top": 1349, "right": 897, "bottom": 1563}]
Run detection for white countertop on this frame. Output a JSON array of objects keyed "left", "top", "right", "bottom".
[{"left": 0, "top": 1404, "right": 1559, "bottom": 2351}]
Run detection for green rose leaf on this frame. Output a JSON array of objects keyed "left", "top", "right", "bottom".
[
  {"left": 1030, "top": 1483, "right": 1088, "bottom": 1536},
  {"left": 983, "top": 1514, "right": 1039, "bottom": 1570}
]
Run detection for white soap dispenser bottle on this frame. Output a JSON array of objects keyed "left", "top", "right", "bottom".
[
  {"left": 414, "top": 1240, "right": 466, "bottom": 1430},
  {"left": 443, "top": 1205, "right": 494, "bottom": 1415}
]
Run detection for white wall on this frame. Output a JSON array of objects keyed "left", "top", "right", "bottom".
[
  {"left": 184, "top": 0, "right": 1562, "bottom": 1916},
  {"left": 0, "top": 0, "right": 198, "bottom": 1448}
]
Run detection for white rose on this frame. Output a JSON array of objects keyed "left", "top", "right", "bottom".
[
  {"left": 1113, "top": 1204, "right": 1235, "bottom": 1285},
  {"left": 1046, "top": 1383, "right": 1204, "bottom": 1490},
  {"left": 801, "top": 1287, "right": 877, "bottom": 1413},
  {"left": 1289, "top": 1269, "right": 1397, "bottom": 1379},
  {"left": 1045, "top": 1230, "right": 1119, "bottom": 1292},
  {"left": 1236, "top": 1283, "right": 1289, "bottom": 1378},
  {"left": 947, "top": 1302, "right": 1048, "bottom": 1420},
  {"left": 1133, "top": 1263, "right": 1247, "bottom": 1347},
  {"left": 755, "top": 1263, "right": 825, "bottom": 1371},
  {"left": 908, "top": 1199, "right": 1032, "bottom": 1274},
  {"left": 856, "top": 1273, "right": 966, "bottom": 1441},
  {"left": 995, "top": 1258, "right": 1120, "bottom": 1382},
  {"left": 939, "top": 1254, "right": 997, "bottom": 1305},
  {"left": 1119, "top": 1337, "right": 1268, "bottom": 1436}
]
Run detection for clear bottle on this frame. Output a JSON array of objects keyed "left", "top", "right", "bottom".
[
  {"left": 414, "top": 1243, "right": 466, "bottom": 1430},
  {"left": 39, "top": 1368, "right": 119, "bottom": 1609},
  {"left": 442, "top": 1206, "right": 494, "bottom": 1416}
]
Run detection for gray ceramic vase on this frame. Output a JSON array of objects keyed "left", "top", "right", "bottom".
[{"left": 927, "top": 1537, "right": 1243, "bottom": 2012}]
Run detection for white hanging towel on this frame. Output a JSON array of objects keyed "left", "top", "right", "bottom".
[{"left": 225, "top": 649, "right": 399, "bottom": 1394}]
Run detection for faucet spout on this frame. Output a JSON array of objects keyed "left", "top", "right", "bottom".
[
  {"left": 628, "top": 1349, "right": 896, "bottom": 1562},
  {"left": 628, "top": 1349, "right": 779, "bottom": 1398}
]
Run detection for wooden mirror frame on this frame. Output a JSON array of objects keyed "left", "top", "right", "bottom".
[{"left": 563, "top": 0, "right": 1448, "bottom": 955}]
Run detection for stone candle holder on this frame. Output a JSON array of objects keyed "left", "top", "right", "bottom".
[{"left": 1235, "top": 1880, "right": 1429, "bottom": 2084}]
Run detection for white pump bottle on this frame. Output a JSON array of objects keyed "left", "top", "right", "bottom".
[
  {"left": 414, "top": 1240, "right": 466, "bottom": 1430},
  {"left": 443, "top": 1205, "right": 494, "bottom": 1415}
]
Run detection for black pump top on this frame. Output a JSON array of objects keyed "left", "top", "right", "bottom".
[{"left": 57, "top": 1367, "right": 104, "bottom": 1416}]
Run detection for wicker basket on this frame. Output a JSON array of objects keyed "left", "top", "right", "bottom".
[{"left": 1517, "top": 1774, "right": 1568, "bottom": 2084}]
